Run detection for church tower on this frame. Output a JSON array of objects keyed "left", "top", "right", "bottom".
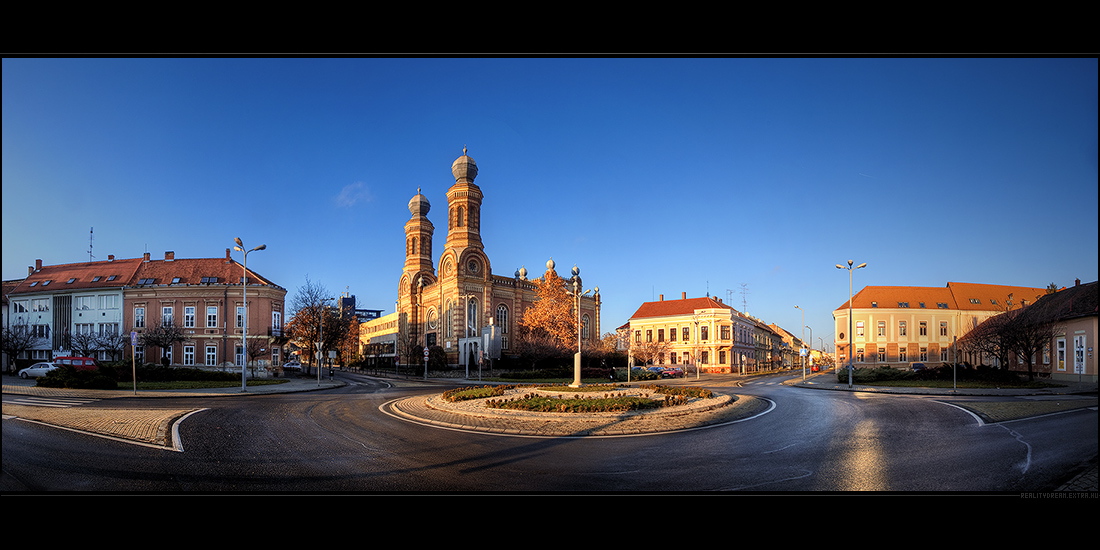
[
  {"left": 404, "top": 188, "right": 435, "bottom": 277},
  {"left": 445, "top": 147, "right": 484, "bottom": 253}
]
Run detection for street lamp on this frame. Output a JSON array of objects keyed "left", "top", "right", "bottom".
[
  {"left": 795, "top": 305, "right": 805, "bottom": 381},
  {"left": 805, "top": 324, "right": 812, "bottom": 375},
  {"left": 570, "top": 265, "right": 595, "bottom": 388},
  {"left": 233, "top": 237, "right": 265, "bottom": 392},
  {"left": 836, "top": 260, "right": 866, "bottom": 388},
  {"left": 316, "top": 296, "right": 334, "bottom": 386}
]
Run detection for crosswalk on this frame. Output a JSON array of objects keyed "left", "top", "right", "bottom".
[{"left": 3, "top": 395, "right": 101, "bottom": 408}]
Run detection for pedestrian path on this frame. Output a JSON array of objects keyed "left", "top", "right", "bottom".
[{"left": 2, "top": 394, "right": 100, "bottom": 408}]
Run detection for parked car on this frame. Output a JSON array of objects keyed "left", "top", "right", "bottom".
[
  {"left": 910, "top": 362, "right": 926, "bottom": 372},
  {"left": 663, "top": 367, "right": 685, "bottom": 378},
  {"left": 53, "top": 356, "right": 99, "bottom": 371},
  {"left": 282, "top": 361, "right": 302, "bottom": 372},
  {"left": 647, "top": 366, "right": 671, "bottom": 378},
  {"left": 18, "top": 362, "right": 59, "bottom": 379}
]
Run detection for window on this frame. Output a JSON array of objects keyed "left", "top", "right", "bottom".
[
  {"left": 75, "top": 296, "right": 95, "bottom": 310},
  {"left": 236, "top": 306, "right": 245, "bottom": 328},
  {"left": 100, "top": 295, "right": 119, "bottom": 309},
  {"left": 206, "top": 345, "right": 218, "bottom": 366},
  {"left": 657, "top": 328, "right": 665, "bottom": 342},
  {"left": 235, "top": 346, "right": 244, "bottom": 367},
  {"left": 162, "top": 306, "right": 173, "bottom": 326},
  {"left": 878, "top": 348, "right": 886, "bottom": 362},
  {"left": 937, "top": 302, "right": 949, "bottom": 309},
  {"left": 670, "top": 352, "right": 677, "bottom": 364},
  {"left": 899, "top": 348, "right": 908, "bottom": 362},
  {"left": 207, "top": 306, "right": 218, "bottom": 328},
  {"left": 76, "top": 323, "right": 95, "bottom": 335},
  {"left": 941, "top": 349, "right": 949, "bottom": 362},
  {"left": 495, "top": 305, "right": 508, "bottom": 333},
  {"left": 99, "top": 323, "right": 118, "bottom": 336},
  {"left": 183, "top": 345, "right": 195, "bottom": 366},
  {"left": 871, "top": 301, "right": 878, "bottom": 308},
  {"left": 940, "top": 321, "right": 948, "bottom": 336},
  {"left": 878, "top": 321, "right": 886, "bottom": 336},
  {"left": 856, "top": 321, "right": 864, "bottom": 337},
  {"left": 32, "top": 298, "right": 49, "bottom": 312},
  {"left": 646, "top": 330, "right": 652, "bottom": 343},
  {"left": 969, "top": 298, "right": 981, "bottom": 304},
  {"left": 13, "top": 300, "right": 28, "bottom": 312},
  {"left": 1057, "top": 338, "right": 1066, "bottom": 371},
  {"left": 919, "top": 321, "right": 927, "bottom": 336},
  {"left": 719, "top": 350, "right": 726, "bottom": 364},
  {"left": 898, "top": 302, "right": 909, "bottom": 308},
  {"left": 682, "top": 327, "right": 690, "bottom": 341},
  {"left": 582, "top": 314, "right": 590, "bottom": 340},
  {"left": 634, "top": 331, "right": 642, "bottom": 343},
  {"left": 1043, "top": 344, "right": 1050, "bottom": 365},
  {"left": 184, "top": 306, "right": 196, "bottom": 328},
  {"left": 135, "top": 345, "right": 145, "bottom": 364},
  {"left": 899, "top": 321, "right": 907, "bottom": 336},
  {"left": 701, "top": 351, "right": 709, "bottom": 364},
  {"left": 135, "top": 307, "right": 146, "bottom": 328},
  {"left": 700, "top": 326, "right": 709, "bottom": 341},
  {"left": 920, "top": 347, "right": 928, "bottom": 361},
  {"left": 857, "top": 348, "right": 864, "bottom": 362},
  {"left": 721, "top": 325, "right": 730, "bottom": 340},
  {"left": 273, "top": 311, "right": 283, "bottom": 331},
  {"left": 272, "top": 348, "right": 280, "bottom": 366},
  {"left": 669, "top": 327, "right": 676, "bottom": 341},
  {"left": 919, "top": 302, "right": 926, "bottom": 308},
  {"left": 163, "top": 345, "right": 173, "bottom": 363}
]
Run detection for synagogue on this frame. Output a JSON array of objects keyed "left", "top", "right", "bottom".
[{"left": 363, "top": 149, "right": 601, "bottom": 367}]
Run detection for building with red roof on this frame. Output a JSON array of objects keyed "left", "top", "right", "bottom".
[
  {"left": 625, "top": 292, "right": 784, "bottom": 373},
  {"left": 832, "top": 281, "right": 1047, "bottom": 370},
  {"left": 6, "top": 250, "right": 286, "bottom": 374}
]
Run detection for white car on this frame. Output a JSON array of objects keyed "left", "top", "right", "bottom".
[
  {"left": 282, "top": 361, "right": 302, "bottom": 372},
  {"left": 18, "top": 362, "right": 59, "bottom": 379}
]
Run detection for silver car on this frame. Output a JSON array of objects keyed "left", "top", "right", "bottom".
[{"left": 18, "top": 362, "right": 59, "bottom": 379}]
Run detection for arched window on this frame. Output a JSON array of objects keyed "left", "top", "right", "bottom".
[
  {"left": 466, "top": 297, "right": 477, "bottom": 335},
  {"left": 444, "top": 300, "right": 453, "bottom": 339},
  {"left": 457, "top": 206, "right": 465, "bottom": 228},
  {"left": 582, "top": 314, "right": 590, "bottom": 340},
  {"left": 496, "top": 304, "right": 509, "bottom": 333}
]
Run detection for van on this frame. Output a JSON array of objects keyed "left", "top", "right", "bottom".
[{"left": 54, "top": 356, "right": 100, "bottom": 371}]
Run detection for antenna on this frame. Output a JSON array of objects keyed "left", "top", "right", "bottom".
[
  {"left": 88, "top": 227, "right": 95, "bottom": 261},
  {"left": 740, "top": 283, "right": 749, "bottom": 313}
]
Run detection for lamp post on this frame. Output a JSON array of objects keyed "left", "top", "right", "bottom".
[
  {"left": 570, "top": 265, "right": 595, "bottom": 388},
  {"left": 316, "top": 296, "right": 334, "bottom": 386},
  {"left": 805, "top": 324, "right": 812, "bottom": 375},
  {"left": 233, "top": 238, "right": 265, "bottom": 392},
  {"left": 836, "top": 260, "right": 866, "bottom": 388},
  {"left": 795, "top": 305, "right": 805, "bottom": 381}
]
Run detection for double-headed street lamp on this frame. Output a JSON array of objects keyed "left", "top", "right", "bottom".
[
  {"left": 233, "top": 237, "right": 266, "bottom": 393},
  {"left": 570, "top": 265, "right": 596, "bottom": 388},
  {"left": 795, "top": 305, "right": 805, "bottom": 381},
  {"left": 836, "top": 260, "right": 866, "bottom": 388}
]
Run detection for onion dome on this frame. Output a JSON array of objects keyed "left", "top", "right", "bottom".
[
  {"left": 451, "top": 146, "right": 478, "bottom": 184},
  {"left": 408, "top": 187, "right": 430, "bottom": 216}
]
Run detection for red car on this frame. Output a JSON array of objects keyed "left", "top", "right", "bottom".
[{"left": 663, "top": 367, "right": 685, "bottom": 378}]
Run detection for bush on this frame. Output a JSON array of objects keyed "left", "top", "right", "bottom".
[{"left": 36, "top": 365, "right": 117, "bottom": 389}]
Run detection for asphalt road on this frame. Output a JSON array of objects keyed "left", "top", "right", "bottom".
[{"left": 2, "top": 371, "right": 1096, "bottom": 493}]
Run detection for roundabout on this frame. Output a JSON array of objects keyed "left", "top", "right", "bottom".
[{"left": 384, "top": 384, "right": 773, "bottom": 437}]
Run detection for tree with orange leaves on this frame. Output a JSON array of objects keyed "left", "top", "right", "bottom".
[{"left": 517, "top": 267, "right": 577, "bottom": 357}]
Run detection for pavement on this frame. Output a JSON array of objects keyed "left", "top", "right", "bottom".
[{"left": 3, "top": 370, "right": 1095, "bottom": 493}]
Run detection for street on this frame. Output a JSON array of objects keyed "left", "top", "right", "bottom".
[{"left": 2, "top": 371, "right": 1096, "bottom": 493}]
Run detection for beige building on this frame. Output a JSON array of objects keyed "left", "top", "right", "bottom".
[
  {"left": 626, "top": 293, "right": 755, "bottom": 373},
  {"left": 361, "top": 149, "right": 601, "bottom": 367},
  {"left": 832, "top": 282, "right": 1046, "bottom": 369}
]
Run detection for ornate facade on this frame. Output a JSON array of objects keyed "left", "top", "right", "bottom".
[{"left": 381, "top": 149, "right": 601, "bottom": 366}]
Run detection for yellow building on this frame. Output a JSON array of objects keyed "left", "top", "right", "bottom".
[
  {"left": 626, "top": 293, "right": 754, "bottom": 373},
  {"left": 832, "top": 282, "right": 1046, "bottom": 369},
  {"left": 361, "top": 149, "right": 601, "bottom": 367}
]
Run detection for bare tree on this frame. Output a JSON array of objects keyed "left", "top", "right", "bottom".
[
  {"left": 141, "top": 319, "right": 186, "bottom": 365},
  {"left": 70, "top": 329, "right": 102, "bottom": 358},
  {"left": 286, "top": 276, "right": 336, "bottom": 375},
  {"left": 1, "top": 319, "right": 37, "bottom": 374}
]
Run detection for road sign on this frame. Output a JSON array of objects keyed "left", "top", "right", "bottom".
[{"left": 131, "top": 331, "right": 137, "bottom": 346}]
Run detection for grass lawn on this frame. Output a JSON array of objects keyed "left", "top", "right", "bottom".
[{"left": 116, "top": 379, "right": 290, "bottom": 390}]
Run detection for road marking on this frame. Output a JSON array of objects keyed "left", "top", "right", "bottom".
[{"left": 2, "top": 396, "right": 100, "bottom": 408}]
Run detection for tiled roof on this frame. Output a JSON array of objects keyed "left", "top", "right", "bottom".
[
  {"left": 9, "top": 258, "right": 143, "bottom": 294},
  {"left": 1016, "top": 280, "right": 1097, "bottom": 324},
  {"left": 130, "top": 257, "right": 278, "bottom": 287},
  {"left": 629, "top": 296, "right": 732, "bottom": 320},
  {"left": 8, "top": 253, "right": 282, "bottom": 295},
  {"left": 834, "top": 282, "right": 1047, "bottom": 312}
]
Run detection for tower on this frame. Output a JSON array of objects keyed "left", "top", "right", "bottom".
[
  {"left": 404, "top": 188, "right": 435, "bottom": 277},
  {"left": 445, "top": 147, "right": 484, "bottom": 254}
]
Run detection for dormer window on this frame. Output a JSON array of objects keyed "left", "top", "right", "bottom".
[
  {"left": 969, "top": 298, "right": 980, "bottom": 304},
  {"left": 107, "top": 275, "right": 117, "bottom": 281},
  {"left": 172, "top": 277, "right": 181, "bottom": 283},
  {"left": 67, "top": 278, "right": 77, "bottom": 284},
  {"left": 871, "top": 302, "right": 878, "bottom": 308},
  {"left": 92, "top": 276, "right": 101, "bottom": 282}
]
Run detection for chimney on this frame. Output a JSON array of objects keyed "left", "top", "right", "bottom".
[
  {"left": 108, "top": 254, "right": 115, "bottom": 262},
  {"left": 682, "top": 292, "right": 687, "bottom": 300},
  {"left": 1075, "top": 278, "right": 1081, "bottom": 286},
  {"left": 143, "top": 252, "right": 150, "bottom": 262},
  {"left": 226, "top": 248, "right": 232, "bottom": 263},
  {"left": 165, "top": 251, "right": 174, "bottom": 261},
  {"left": 659, "top": 294, "right": 664, "bottom": 301},
  {"left": 35, "top": 259, "right": 42, "bottom": 271},
  {"left": 28, "top": 266, "right": 33, "bottom": 276}
]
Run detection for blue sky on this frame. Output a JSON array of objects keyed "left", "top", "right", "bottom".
[{"left": 4, "top": 57, "right": 1097, "bottom": 348}]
